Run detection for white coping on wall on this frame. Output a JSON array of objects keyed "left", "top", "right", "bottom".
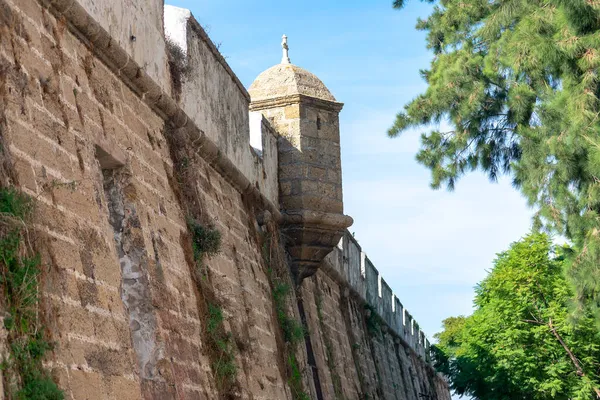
[
  {"left": 360, "top": 251, "right": 366, "bottom": 277},
  {"left": 249, "top": 112, "right": 264, "bottom": 153},
  {"left": 164, "top": 5, "right": 191, "bottom": 55}
]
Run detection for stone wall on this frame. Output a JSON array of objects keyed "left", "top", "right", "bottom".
[
  {"left": 0, "top": 0, "right": 288, "bottom": 397},
  {"left": 326, "top": 232, "right": 432, "bottom": 360},
  {"left": 163, "top": 4, "right": 279, "bottom": 208},
  {"left": 298, "top": 231, "right": 452, "bottom": 400},
  {"left": 0, "top": 0, "right": 451, "bottom": 399}
]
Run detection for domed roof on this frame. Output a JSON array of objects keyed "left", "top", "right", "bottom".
[
  {"left": 249, "top": 35, "right": 336, "bottom": 103},
  {"left": 249, "top": 63, "right": 336, "bottom": 103}
]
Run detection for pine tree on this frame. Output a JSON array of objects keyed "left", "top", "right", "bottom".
[{"left": 389, "top": 0, "right": 600, "bottom": 322}]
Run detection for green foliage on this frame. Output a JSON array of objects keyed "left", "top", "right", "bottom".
[
  {"left": 433, "top": 233, "right": 600, "bottom": 399},
  {"left": 364, "top": 305, "right": 382, "bottom": 337},
  {"left": 0, "top": 188, "right": 32, "bottom": 219},
  {"left": 272, "top": 280, "right": 305, "bottom": 345},
  {"left": 185, "top": 220, "right": 233, "bottom": 392},
  {"left": 269, "top": 276, "right": 309, "bottom": 399},
  {"left": 206, "top": 303, "right": 237, "bottom": 388},
  {"left": 17, "top": 375, "right": 64, "bottom": 400},
  {"left": 263, "top": 235, "right": 310, "bottom": 400},
  {"left": 391, "top": 0, "right": 434, "bottom": 10},
  {"left": 206, "top": 303, "right": 224, "bottom": 335},
  {"left": 0, "top": 188, "right": 63, "bottom": 399},
  {"left": 288, "top": 353, "right": 310, "bottom": 400},
  {"left": 390, "top": 0, "right": 600, "bottom": 321},
  {"left": 187, "top": 218, "right": 221, "bottom": 271},
  {"left": 12, "top": 335, "right": 63, "bottom": 400}
]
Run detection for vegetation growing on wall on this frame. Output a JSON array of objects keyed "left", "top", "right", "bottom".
[
  {"left": 162, "top": 107, "right": 254, "bottom": 395},
  {"left": 187, "top": 218, "right": 221, "bottom": 276},
  {"left": 0, "top": 188, "right": 63, "bottom": 399},
  {"left": 364, "top": 304, "right": 383, "bottom": 337},
  {"left": 315, "top": 289, "right": 343, "bottom": 399},
  {"left": 185, "top": 217, "right": 239, "bottom": 392},
  {"left": 165, "top": 124, "right": 240, "bottom": 396},
  {"left": 206, "top": 302, "right": 237, "bottom": 389},
  {"left": 166, "top": 38, "right": 188, "bottom": 102},
  {"left": 262, "top": 227, "right": 310, "bottom": 400},
  {"left": 271, "top": 279, "right": 304, "bottom": 345}
]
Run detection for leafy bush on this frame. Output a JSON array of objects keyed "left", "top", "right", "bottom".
[{"left": 187, "top": 218, "right": 221, "bottom": 263}]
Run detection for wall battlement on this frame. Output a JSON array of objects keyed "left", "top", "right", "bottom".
[
  {"left": 326, "top": 231, "right": 431, "bottom": 360},
  {"left": 0, "top": 0, "right": 450, "bottom": 397}
]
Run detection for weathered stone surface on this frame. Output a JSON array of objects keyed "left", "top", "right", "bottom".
[
  {"left": 0, "top": 0, "right": 451, "bottom": 398},
  {"left": 249, "top": 64, "right": 337, "bottom": 102}
]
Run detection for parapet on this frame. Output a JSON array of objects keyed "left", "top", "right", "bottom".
[
  {"left": 324, "top": 230, "right": 433, "bottom": 361},
  {"left": 164, "top": 5, "right": 280, "bottom": 208},
  {"left": 42, "top": 0, "right": 171, "bottom": 94}
]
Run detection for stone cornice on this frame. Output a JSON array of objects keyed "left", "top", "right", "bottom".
[
  {"left": 282, "top": 210, "right": 353, "bottom": 230},
  {"left": 249, "top": 94, "right": 344, "bottom": 112}
]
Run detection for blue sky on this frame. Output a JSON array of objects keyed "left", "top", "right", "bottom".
[{"left": 165, "top": 0, "right": 533, "bottom": 341}]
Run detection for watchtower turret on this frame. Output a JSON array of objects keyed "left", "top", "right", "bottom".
[{"left": 249, "top": 36, "right": 353, "bottom": 282}]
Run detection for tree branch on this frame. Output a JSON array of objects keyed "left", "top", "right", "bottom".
[
  {"left": 523, "top": 314, "right": 600, "bottom": 398},
  {"left": 548, "top": 318, "right": 600, "bottom": 398},
  {"left": 522, "top": 319, "right": 545, "bottom": 325}
]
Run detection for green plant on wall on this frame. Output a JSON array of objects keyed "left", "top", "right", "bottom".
[
  {"left": 165, "top": 38, "right": 189, "bottom": 101},
  {"left": 364, "top": 304, "right": 382, "bottom": 337},
  {"left": 271, "top": 280, "right": 304, "bottom": 345},
  {"left": 185, "top": 216, "right": 238, "bottom": 392},
  {"left": 206, "top": 302, "right": 237, "bottom": 389},
  {"left": 166, "top": 119, "right": 238, "bottom": 396},
  {"left": 288, "top": 353, "right": 310, "bottom": 400},
  {"left": 187, "top": 217, "right": 221, "bottom": 275},
  {"left": 0, "top": 188, "right": 63, "bottom": 399},
  {"left": 269, "top": 273, "right": 307, "bottom": 398},
  {"left": 262, "top": 231, "right": 310, "bottom": 400}
]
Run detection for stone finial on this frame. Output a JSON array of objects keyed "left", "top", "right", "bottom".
[{"left": 281, "top": 34, "right": 290, "bottom": 64}]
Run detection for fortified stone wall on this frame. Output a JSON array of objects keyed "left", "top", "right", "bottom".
[
  {"left": 326, "top": 232, "right": 431, "bottom": 359},
  {"left": 0, "top": 0, "right": 451, "bottom": 398},
  {"left": 299, "top": 232, "right": 451, "bottom": 400}
]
